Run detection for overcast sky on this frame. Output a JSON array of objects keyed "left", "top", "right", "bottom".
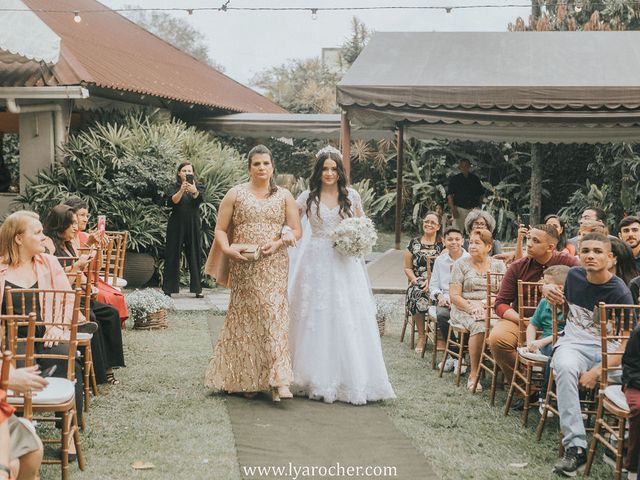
[{"left": 102, "top": 0, "right": 532, "bottom": 87}]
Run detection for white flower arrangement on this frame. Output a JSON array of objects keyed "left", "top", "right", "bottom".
[
  {"left": 375, "top": 297, "right": 397, "bottom": 321},
  {"left": 331, "top": 216, "right": 378, "bottom": 258},
  {"left": 125, "top": 288, "right": 174, "bottom": 323}
]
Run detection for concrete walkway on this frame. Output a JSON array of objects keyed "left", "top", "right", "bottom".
[
  {"left": 366, "top": 249, "right": 407, "bottom": 294},
  {"left": 205, "top": 313, "right": 437, "bottom": 480}
]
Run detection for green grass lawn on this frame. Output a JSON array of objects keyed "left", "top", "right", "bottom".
[
  {"left": 40, "top": 305, "right": 613, "bottom": 479},
  {"left": 40, "top": 312, "right": 239, "bottom": 480}
]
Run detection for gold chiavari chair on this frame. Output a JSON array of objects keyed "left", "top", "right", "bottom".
[
  {"left": 584, "top": 303, "right": 640, "bottom": 479},
  {"left": 103, "top": 231, "right": 128, "bottom": 289},
  {"left": 58, "top": 257, "right": 100, "bottom": 418},
  {"left": 3, "top": 289, "right": 86, "bottom": 480},
  {"left": 504, "top": 280, "right": 546, "bottom": 425},
  {"left": 0, "top": 349, "right": 11, "bottom": 393},
  {"left": 471, "top": 271, "right": 505, "bottom": 403}
]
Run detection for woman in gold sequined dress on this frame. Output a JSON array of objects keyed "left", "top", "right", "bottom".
[{"left": 204, "top": 145, "right": 301, "bottom": 401}]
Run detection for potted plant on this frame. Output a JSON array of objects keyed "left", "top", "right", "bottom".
[
  {"left": 125, "top": 289, "right": 174, "bottom": 330},
  {"left": 375, "top": 297, "right": 397, "bottom": 337}
]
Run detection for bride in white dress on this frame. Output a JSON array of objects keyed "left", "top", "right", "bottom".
[{"left": 288, "top": 146, "right": 395, "bottom": 405}]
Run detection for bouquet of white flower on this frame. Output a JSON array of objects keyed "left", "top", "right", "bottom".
[{"left": 331, "top": 216, "right": 378, "bottom": 258}]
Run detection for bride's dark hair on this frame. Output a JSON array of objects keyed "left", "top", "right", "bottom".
[{"left": 306, "top": 151, "right": 352, "bottom": 219}]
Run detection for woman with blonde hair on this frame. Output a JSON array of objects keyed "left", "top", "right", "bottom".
[{"left": 0, "top": 210, "right": 84, "bottom": 453}]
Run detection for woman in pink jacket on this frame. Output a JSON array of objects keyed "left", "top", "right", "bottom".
[{"left": 0, "top": 210, "right": 85, "bottom": 454}]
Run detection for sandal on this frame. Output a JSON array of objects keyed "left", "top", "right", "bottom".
[
  {"left": 467, "top": 378, "right": 482, "bottom": 393},
  {"left": 105, "top": 372, "right": 120, "bottom": 385}
]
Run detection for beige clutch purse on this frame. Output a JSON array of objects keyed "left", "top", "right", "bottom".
[{"left": 230, "top": 243, "right": 261, "bottom": 261}]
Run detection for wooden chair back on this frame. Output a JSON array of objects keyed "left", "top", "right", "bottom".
[
  {"left": 485, "top": 272, "right": 505, "bottom": 330},
  {"left": 516, "top": 280, "right": 544, "bottom": 345},
  {"left": 57, "top": 256, "right": 93, "bottom": 320},
  {"left": 4, "top": 287, "right": 82, "bottom": 382},
  {"left": 597, "top": 303, "right": 639, "bottom": 389},
  {"left": 2, "top": 313, "right": 37, "bottom": 418},
  {"left": 103, "top": 231, "right": 128, "bottom": 285},
  {"left": 0, "top": 349, "right": 11, "bottom": 392}
]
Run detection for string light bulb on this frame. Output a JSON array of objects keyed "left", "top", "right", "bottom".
[
  {"left": 187, "top": 9, "right": 193, "bottom": 15},
  {"left": 73, "top": 10, "right": 82, "bottom": 23},
  {"left": 311, "top": 8, "right": 318, "bottom": 20},
  {"left": 445, "top": 7, "right": 452, "bottom": 13}
]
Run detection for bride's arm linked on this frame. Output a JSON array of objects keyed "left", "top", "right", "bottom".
[
  {"left": 281, "top": 191, "right": 306, "bottom": 247},
  {"left": 264, "top": 191, "right": 302, "bottom": 254},
  {"left": 215, "top": 188, "right": 249, "bottom": 263},
  {"left": 351, "top": 188, "right": 364, "bottom": 218}
]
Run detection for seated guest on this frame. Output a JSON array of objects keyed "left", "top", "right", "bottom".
[
  {"left": 0, "top": 361, "right": 46, "bottom": 480},
  {"left": 551, "top": 233, "right": 633, "bottom": 476},
  {"left": 618, "top": 215, "right": 640, "bottom": 271},
  {"left": 449, "top": 228, "right": 506, "bottom": 391},
  {"left": 0, "top": 210, "right": 84, "bottom": 453},
  {"left": 490, "top": 224, "right": 579, "bottom": 407},
  {"left": 428, "top": 227, "right": 469, "bottom": 371},
  {"left": 579, "top": 219, "right": 608, "bottom": 238},
  {"left": 404, "top": 212, "right": 444, "bottom": 354},
  {"left": 545, "top": 215, "right": 576, "bottom": 256},
  {"left": 515, "top": 215, "right": 577, "bottom": 260},
  {"left": 462, "top": 209, "right": 503, "bottom": 257},
  {"left": 63, "top": 197, "right": 129, "bottom": 324},
  {"left": 568, "top": 207, "right": 609, "bottom": 247},
  {"left": 623, "top": 325, "right": 640, "bottom": 480},
  {"left": 43, "top": 205, "right": 125, "bottom": 385},
  {"left": 609, "top": 238, "right": 640, "bottom": 286},
  {"left": 525, "top": 265, "right": 570, "bottom": 357}
]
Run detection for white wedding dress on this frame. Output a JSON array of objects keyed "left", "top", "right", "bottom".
[{"left": 288, "top": 188, "right": 396, "bottom": 405}]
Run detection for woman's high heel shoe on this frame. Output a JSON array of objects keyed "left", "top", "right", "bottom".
[
  {"left": 271, "top": 388, "right": 281, "bottom": 403},
  {"left": 278, "top": 386, "right": 293, "bottom": 400}
]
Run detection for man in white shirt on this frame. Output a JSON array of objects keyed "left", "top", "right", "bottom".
[{"left": 429, "top": 227, "right": 470, "bottom": 371}]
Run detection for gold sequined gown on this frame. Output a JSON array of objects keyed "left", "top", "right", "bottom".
[{"left": 205, "top": 184, "right": 293, "bottom": 392}]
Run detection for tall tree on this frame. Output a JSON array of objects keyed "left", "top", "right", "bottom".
[
  {"left": 123, "top": 5, "right": 225, "bottom": 71},
  {"left": 341, "top": 17, "right": 371, "bottom": 67},
  {"left": 250, "top": 58, "right": 341, "bottom": 113}
]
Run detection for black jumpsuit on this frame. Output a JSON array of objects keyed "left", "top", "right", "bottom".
[{"left": 162, "top": 182, "right": 205, "bottom": 295}]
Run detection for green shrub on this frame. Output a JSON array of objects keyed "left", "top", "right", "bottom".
[{"left": 16, "top": 113, "right": 246, "bottom": 285}]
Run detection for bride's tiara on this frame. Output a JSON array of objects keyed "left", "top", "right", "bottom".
[{"left": 316, "top": 145, "right": 343, "bottom": 160}]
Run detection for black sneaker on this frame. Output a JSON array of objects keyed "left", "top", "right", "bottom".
[{"left": 553, "top": 446, "right": 587, "bottom": 477}]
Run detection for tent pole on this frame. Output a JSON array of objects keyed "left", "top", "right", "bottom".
[
  {"left": 395, "top": 124, "right": 404, "bottom": 250},
  {"left": 340, "top": 110, "right": 351, "bottom": 183}
]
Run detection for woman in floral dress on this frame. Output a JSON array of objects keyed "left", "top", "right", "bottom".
[{"left": 403, "top": 212, "right": 444, "bottom": 353}]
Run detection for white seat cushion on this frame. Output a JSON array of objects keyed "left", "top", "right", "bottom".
[
  {"left": 517, "top": 346, "right": 549, "bottom": 363},
  {"left": 604, "top": 385, "right": 630, "bottom": 411},
  {"left": 427, "top": 306, "right": 437, "bottom": 318},
  {"left": 106, "top": 276, "right": 127, "bottom": 288},
  {"left": 8, "top": 377, "right": 75, "bottom": 405},
  {"left": 77, "top": 332, "right": 93, "bottom": 341}
]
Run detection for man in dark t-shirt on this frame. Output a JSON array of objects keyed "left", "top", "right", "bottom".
[
  {"left": 447, "top": 159, "right": 484, "bottom": 232},
  {"left": 551, "top": 233, "right": 633, "bottom": 476}
]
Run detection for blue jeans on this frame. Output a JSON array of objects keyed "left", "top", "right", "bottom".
[{"left": 551, "top": 343, "right": 601, "bottom": 449}]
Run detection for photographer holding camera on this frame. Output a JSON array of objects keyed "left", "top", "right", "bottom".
[{"left": 163, "top": 161, "right": 206, "bottom": 298}]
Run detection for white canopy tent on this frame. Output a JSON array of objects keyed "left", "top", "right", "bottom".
[
  {"left": 336, "top": 31, "right": 640, "bottom": 246},
  {"left": 0, "top": 0, "right": 60, "bottom": 64}
]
